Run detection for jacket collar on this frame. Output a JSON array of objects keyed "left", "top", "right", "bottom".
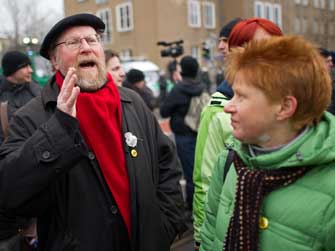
[
  {"left": 1, "top": 78, "right": 30, "bottom": 93},
  {"left": 41, "top": 75, "right": 59, "bottom": 107}
]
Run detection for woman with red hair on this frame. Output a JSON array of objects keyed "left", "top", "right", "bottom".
[
  {"left": 193, "top": 18, "right": 283, "bottom": 250},
  {"left": 200, "top": 35, "right": 335, "bottom": 251},
  {"left": 218, "top": 18, "right": 283, "bottom": 100},
  {"left": 228, "top": 18, "right": 283, "bottom": 48}
]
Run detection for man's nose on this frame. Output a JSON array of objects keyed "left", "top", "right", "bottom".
[{"left": 79, "top": 39, "right": 93, "bottom": 52}]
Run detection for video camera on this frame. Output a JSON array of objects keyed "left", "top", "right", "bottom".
[{"left": 157, "top": 40, "right": 184, "bottom": 58}]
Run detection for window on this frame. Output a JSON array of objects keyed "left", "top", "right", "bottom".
[
  {"left": 188, "top": 0, "right": 201, "bottom": 27},
  {"left": 302, "top": 17, "right": 308, "bottom": 33},
  {"left": 313, "top": 19, "right": 318, "bottom": 33},
  {"left": 203, "top": 2, "right": 215, "bottom": 28},
  {"left": 294, "top": 17, "right": 301, "bottom": 33},
  {"left": 295, "top": 0, "right": 301, "bottom": 4},
  {"left": 120, "top": 49, "right": 132, "bottom": 60},
  {"left": 329, "top": 24, "right": 334, "bottom": 36},
  {"left": 264, "top": 3, "right": 273, "bottom": 20},
  {"left": 320, "top": 0, "right": 326, "bottom": 8},
  {"left": 320, "top": 22, "right": 325, "bottom": 34},
  {"left": 330, "top": 0, "right": 335, "bottom": 10},
  {"left": 77, "top": 0, "right": 86, "bottom": 2},
  {"left": 313, "top": 0, "right": 319, "bottom": 7},
  {"left": 191, "top": 46, "right": 199, "bottom": 60},
  {"left": 273, "top": 4, "right": 282, "bottom": 27},
  {"left": 116, "top": 2, "right": 134, "bottom": 32},
  {"left": 96, "top": 0, "right": 106, "bottom": 4},
  {"left": 302, "top": 0, "right": 309, "bottom": 5},
  {"left": 254, "top": 1, "right": 264, "bottom": 18},
  {"left": 96, "top": 9, "right": 112, "bottom": 43}
]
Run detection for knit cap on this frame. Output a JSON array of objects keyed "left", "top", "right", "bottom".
[
  {"left": 180, "top": 56, "right": 199, "bottom": 79},
  {"left": 219, "top": 18, "right": 243, "bottom": 39},
  {"left": 1, "top": 51, "right": 31, "bottom": 77},
  {"left": 126, "top": 69, "right": 145, "bottom": 84}
]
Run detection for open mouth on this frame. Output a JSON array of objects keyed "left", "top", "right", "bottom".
[{"left": 78, "top": 60, "right": 97, "bottom": 69}]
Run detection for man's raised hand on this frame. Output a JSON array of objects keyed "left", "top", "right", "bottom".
[{"left": 57, "top": 67, "right": 80, "bottom": 118}]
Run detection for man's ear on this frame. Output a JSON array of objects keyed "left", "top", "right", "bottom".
[
  {"left": 50, "top": 52, "right": 59, "bottom": 71},
  {"left": 276, "top": 96, "right": 298, "bottom": 121}
]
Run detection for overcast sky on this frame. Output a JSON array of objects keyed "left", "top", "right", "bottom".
[
  {"left": 0, "top": 0, "right": 64, "bottom": 37},
  {"left": 40, "top": 0, "right": 64, "bottom": 17}
]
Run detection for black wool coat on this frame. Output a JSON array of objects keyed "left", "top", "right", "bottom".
[{"left": 0, "top": 76, "right": 185, "bottom": 251}]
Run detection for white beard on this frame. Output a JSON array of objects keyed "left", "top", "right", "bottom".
[{"left": 75, "top": 55, "right": 107, "bottom": 92}]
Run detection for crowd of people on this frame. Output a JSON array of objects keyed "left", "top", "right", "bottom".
[{"left": 0, "top": 12, "right": 334, "bottom": 251}]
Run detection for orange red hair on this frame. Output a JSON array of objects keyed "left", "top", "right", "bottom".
[
  {"left": 226, "top": 36, "right": 332, "bottom": 129},
  {"left": 228, "top": 18, "right": 283, "bottom": 48}
]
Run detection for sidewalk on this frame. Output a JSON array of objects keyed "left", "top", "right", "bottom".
[
  {"left": 171, "top": 223, "right": 194, "bottom": 251},
  {"left": 157, "top": 112, "right": 194, "bottom": 251}
]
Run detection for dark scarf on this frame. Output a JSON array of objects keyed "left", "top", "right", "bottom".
[
  {"left": 223, "top": 152, "right": 308, "bottom": 251},
  {"left": 55, "top": 71, "right": 131, "bottom": 236}
]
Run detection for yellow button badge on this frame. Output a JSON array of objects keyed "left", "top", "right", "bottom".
[
  {"left": 259, "top": 216, "right": 269, "bottom": 230},
  {"left": 131, "top": 149, "right": 138, "bottom": 158}
]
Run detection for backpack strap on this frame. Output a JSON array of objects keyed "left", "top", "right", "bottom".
[
  {"left": 223, "top": 150, "right": 235, "bottom": 184},
  {"left": 0, "top": 101, "right": 9, "bottom": 140}
]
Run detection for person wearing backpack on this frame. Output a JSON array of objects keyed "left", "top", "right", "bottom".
[{"left": 160, "top": 56, "right": 207, "bottom": 213}]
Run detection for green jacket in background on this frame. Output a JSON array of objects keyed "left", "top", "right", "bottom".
[
  {"left": 200, "top": 112, "right": 335, "bottom": 251},
  {"left": 192, "top": 92, "right": 232, "bottom": 242}
]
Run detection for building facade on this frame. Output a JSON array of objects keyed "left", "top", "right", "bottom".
[{"left": 64, "top": 0, "right": 335, "bottom": 69}]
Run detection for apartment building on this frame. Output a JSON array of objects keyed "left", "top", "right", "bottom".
[
  {"left": 64, "top": 0, "right": 335, "bottom": 69},
  {"left": 64, "top": 0, "right": 223, "bottom": 68},
  {"left": 248, "top": 0, "right": 335, "bottom": 49}
]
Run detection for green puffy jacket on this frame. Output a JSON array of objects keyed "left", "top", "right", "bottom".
[
  {"left": 192, "top": 92, "right": 232, "bottom": 242},
  {"left": 200, "top": 112, "right": 335, "bottom": 251}
]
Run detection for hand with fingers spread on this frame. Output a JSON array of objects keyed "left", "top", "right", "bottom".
[{"left": 57, "top": 67, "right": 80, "bottom": 118}]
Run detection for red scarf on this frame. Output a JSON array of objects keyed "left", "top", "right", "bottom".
[{"left": 55, "top": 71, "right": 131, "bottom": 236}]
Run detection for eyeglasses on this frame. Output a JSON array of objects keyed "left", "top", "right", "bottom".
[{"left": 54, "top": 34, "right": 102, "bottom": 50}]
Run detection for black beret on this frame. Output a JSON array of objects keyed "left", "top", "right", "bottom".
[
  {"left": 1, "top": 51, "right": 31, "bottom": 77},
  {"left": 40, "top": 13, "right": 105, "bottom": 60},
  {"left": 219, "top": 18, "right": 243, "bottom": 39},
  {"left": 126, "top": 69, "right": 145, "bottom": 84}
]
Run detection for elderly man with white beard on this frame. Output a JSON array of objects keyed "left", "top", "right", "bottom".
[{"left": 0, "top": 13, "right": 185, "bottom": 251}]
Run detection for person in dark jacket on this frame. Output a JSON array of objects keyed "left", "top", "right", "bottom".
[
  {"left": 0, "top": 13, "right": 185, "bottom": 251},
  {"left": 216, "top": 17, "right": 243, "bottom": 98},
  {"left": 0, "top": 51, "right": 41, "bottom": 250},
  {"left": 0, "top": 51, "right": 41, "bottom": 145},
  {"left": 160, "top": 55, "right": 206, "bottom": 211},
  {"left": 124, "top": 69, "right": 157, "bottom": 110},
  {"left": 319, "top": 48, "right": 335, "bottom": 114}
]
